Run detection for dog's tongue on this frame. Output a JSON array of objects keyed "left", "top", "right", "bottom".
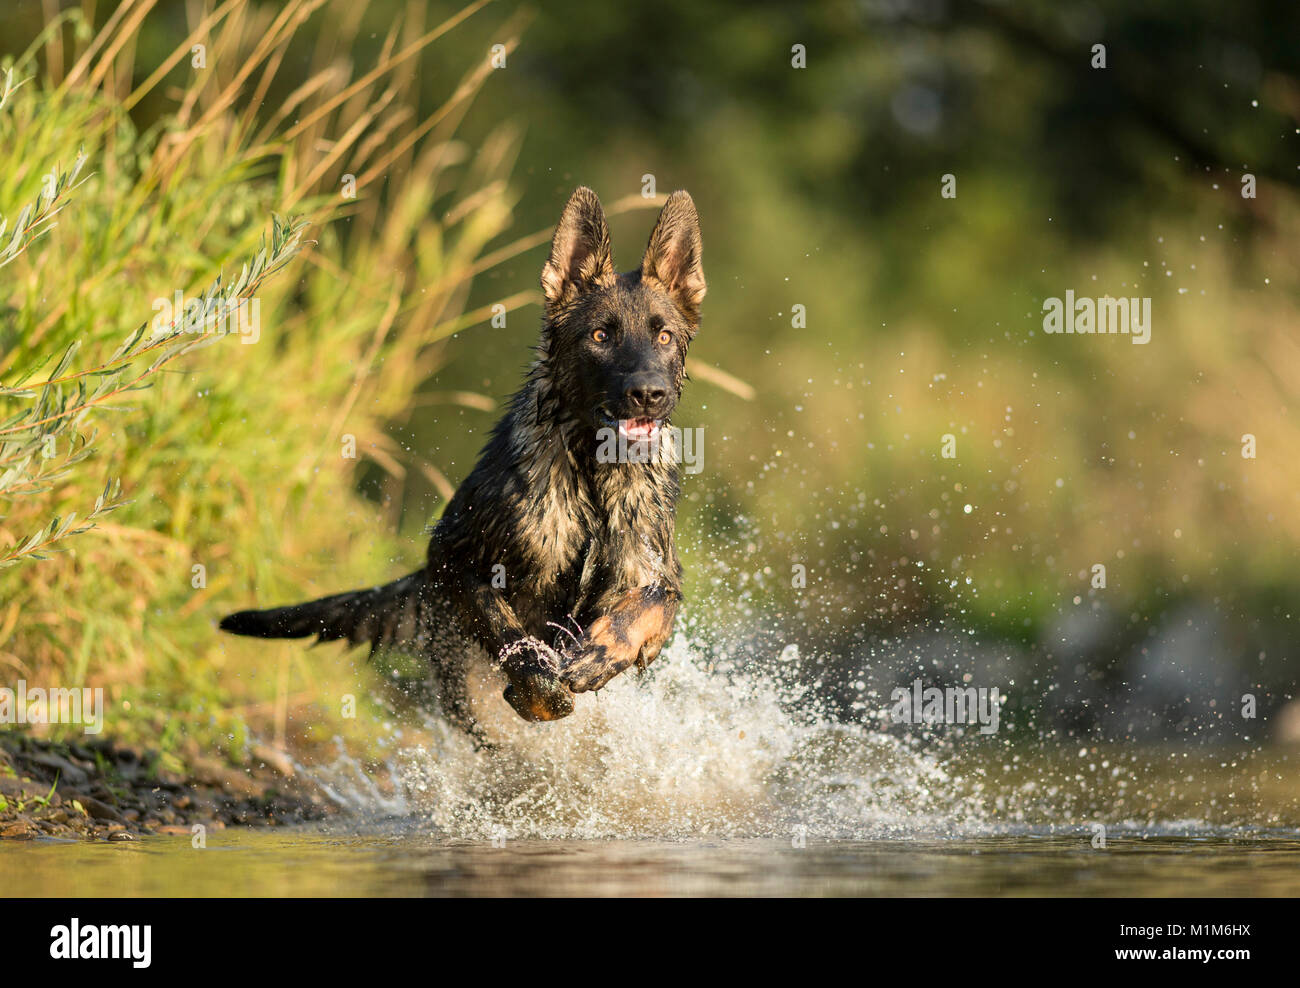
[{"left": 618, "top": 417, "right": 658, "bottom": 440}]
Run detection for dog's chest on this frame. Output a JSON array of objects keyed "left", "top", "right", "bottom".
[
  {"left": 513, "top": 446, "right": 594, "bottom": 584},
  {"left": 504, "top": 408, "right": 678, "bottom": 606},
  {"left": 523, "top": 489, "right": 590, "bottom": 578}
]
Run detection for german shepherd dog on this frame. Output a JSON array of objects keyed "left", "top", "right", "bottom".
[{"left": 220, "top": 188, "right": 705, "bottom": 739}]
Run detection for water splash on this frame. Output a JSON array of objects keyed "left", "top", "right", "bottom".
[
  {"left": 298, "top": 625, "right": 1300, "bottom": 839},
  {"left": 342, "top": 636, "right": 991, "bottom": 840}
]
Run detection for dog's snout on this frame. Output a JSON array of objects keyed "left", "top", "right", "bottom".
[
  {"left": 623, "top": 374, "right": 668, "bottom": 412},
  {"left": 624, "top": 374, "right": 670, "bottom": 413},
  {"left": 627, "top": 382, "right": 667, "bottom": 407}
]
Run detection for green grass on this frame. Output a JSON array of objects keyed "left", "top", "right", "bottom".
[{"left": 0, "top": 0, "right": 536, "bottom": 770}]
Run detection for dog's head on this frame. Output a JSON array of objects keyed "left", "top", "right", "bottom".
[{"left": 539, "top": 187, "right": 705, "bottom": 446}]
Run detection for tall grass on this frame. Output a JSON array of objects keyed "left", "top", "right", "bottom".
[{"left": 0, "top": 0, "right": 556, "bottom": 769}]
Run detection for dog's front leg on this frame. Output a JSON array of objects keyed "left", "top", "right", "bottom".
[
  {"left": 562, "top": 585, "right": 680, "bottom": 693},
  {"left": 455, "top": 581, "right": 574, "bottom": 722}
]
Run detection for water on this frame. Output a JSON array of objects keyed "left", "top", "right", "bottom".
[
  {"left": 5, "top": 639, "right": 1299, "bottom": 896},
  {"left": 8, "top": 831, "right": 1300, "bottom": 897}
]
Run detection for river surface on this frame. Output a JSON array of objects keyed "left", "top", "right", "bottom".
[
  {"left": 5, "top": 646, "right": 1299, "bottom": 896},
  {"left": 5, "top": 738, "right": 1299, "bottom": 896},
  {"left": 5, "top": 828, "right": 1300, "bottom": 896}
]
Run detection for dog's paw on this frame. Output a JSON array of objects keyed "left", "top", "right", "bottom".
[
  {"left": 499, "top": 638, "right": 573, "bottom": 721},
  {"left": 561, "top": 638, "right": 643, "bottom": 693},
  {"left": 560, "top": 597, "right": 673, "bottom": 693}
]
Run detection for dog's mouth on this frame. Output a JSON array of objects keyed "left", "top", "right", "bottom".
[
  {"left": 598, "top": 410, "right": 664, "bottom": 443},
  {"left": 619, "top": 417, "right": 661, "bottom": 442}
]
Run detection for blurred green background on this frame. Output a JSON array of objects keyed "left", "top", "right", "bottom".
[{"left": 2, "top": 0, "right": 1297, "bottom": 755}]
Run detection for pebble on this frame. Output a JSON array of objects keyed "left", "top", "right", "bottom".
[
  {"left": 25, "top": 752, "right": 90, "bottom": 787},
  {"left": 79, "top": 795, "right": 124, "bottom": 822},
  {"left": 1, "top": 820, "right": 35, "bottom": 839}
]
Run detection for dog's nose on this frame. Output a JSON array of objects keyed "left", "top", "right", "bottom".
[{"left": 624, "top": 374, "right": 667, "bottom": 411}]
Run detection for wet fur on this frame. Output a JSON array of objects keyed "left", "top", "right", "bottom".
[{"left": 220, "top": 187, "right": 705, "bottom": 739}]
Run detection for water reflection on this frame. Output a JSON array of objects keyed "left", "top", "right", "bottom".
[{"left": 6, "top": 830, "right": 1300, "bottom": 897}]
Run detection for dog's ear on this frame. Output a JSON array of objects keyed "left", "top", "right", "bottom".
[
  {"left": 542, "top": 187, "right": 615, "bottom": 308},
  {"left": 640, "top": 190, "right": 705, "bottom": 324}
]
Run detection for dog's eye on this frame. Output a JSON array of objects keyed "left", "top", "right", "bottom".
[
  {"left": 592, "top": 327, "right": 609, "bottom": 343},
  {"left": 656, "top": 329, "right": 673, "bottom": 345}
]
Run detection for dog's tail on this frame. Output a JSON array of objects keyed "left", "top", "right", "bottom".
[{"left": 219, "top": 569, "right": 433, "bottom": 657}]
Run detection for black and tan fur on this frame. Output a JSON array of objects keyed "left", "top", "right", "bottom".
[{"left": 220, "top": 187, "right": 705, "bottom": 737}]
